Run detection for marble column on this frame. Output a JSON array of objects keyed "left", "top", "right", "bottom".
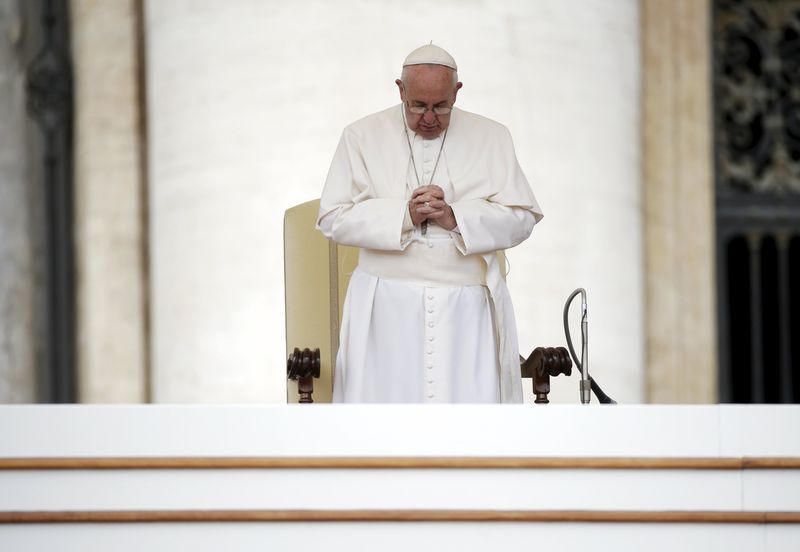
[
  {"left": 642, "top": 0, "right": 717, "bottom": 403},
  {"left": 144, "top": 2, "right": 283, "bottom": 402},
  {"left": 70, "top": 0, "right": 148, "bottom": 402},
  {"left": 0, "top": 0, "right": 39, "bottom": 402}
]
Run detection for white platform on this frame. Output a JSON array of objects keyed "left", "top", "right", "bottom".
[{"left": 1, "top": 404, "right": 799, "bottom": 551}]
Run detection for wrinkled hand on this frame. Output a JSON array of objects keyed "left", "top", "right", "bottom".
[{"left": 408, "top": 185, "right": 458, "bottom": 231}]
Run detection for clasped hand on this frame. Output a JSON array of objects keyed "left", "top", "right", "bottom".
[{"left": 408, "top": 185, "right": 457, "bottom": 231}]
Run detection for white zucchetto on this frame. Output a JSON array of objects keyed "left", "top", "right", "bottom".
[{"left": 402, "top": 43, "right": 457, "bottom": 71}]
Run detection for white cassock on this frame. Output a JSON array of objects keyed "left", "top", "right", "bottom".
[{"left": 317, "top": 105, "right": 543, "bottom": 403}]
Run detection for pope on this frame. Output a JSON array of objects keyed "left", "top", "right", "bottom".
[{"left": 317, "top": 43, "right": 543, "bottom": 403}]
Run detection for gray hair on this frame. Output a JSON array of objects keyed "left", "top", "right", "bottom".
[{"left": 401, "top": 65, "right": 459, "bottom": 88}]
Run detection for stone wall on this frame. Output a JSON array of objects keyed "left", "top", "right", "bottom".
[
  {"left": 0, "top": 0, "right": 39, "bottom": 402},
  {"left": 144, "top": 0, "right": 644, "bottom": 403}
]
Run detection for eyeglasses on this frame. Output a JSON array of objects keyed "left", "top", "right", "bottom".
[{"left": 406, "top": 101, "right": 452, "bottom": 116}]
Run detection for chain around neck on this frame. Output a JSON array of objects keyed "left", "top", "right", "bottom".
[
  {"left": 402, "top": 105, "right": 448, "bottom": 189},
  {"left": 401, "top": 105, "right": 449, "bottom": 235}
]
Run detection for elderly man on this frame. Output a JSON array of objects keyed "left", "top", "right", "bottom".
[{"left": 317, "top": 43, "right": 542, "bottom": 403}]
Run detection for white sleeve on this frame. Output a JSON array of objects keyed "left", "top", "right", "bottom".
[
  {"left": 449, "top": 126, "right": 543, "bottom": 255},
  {"left": 316, "top": 129, "right": 414, "bottom": 251},
  {"left": 450, "top": 202, "right": 537, "bottom": 255}
]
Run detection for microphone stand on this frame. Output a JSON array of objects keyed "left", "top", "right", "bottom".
[{"left": 563, "top": 288, "right": 616, "bottom": 405}]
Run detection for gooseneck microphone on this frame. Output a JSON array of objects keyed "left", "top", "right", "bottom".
[
  {"left": 564, "top": 288, "right": 590, "bottom": 404},
  {"left": 563, "top": 288, "right": 617, "bottom": 405}
]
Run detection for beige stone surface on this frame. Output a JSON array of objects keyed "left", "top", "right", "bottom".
[
  {"left": 71, "top": 0, "right": 147, "bottom": 402},
  {"left": 0, "top": 0, "right": 38, "bottom": 403},
  {"left": 642, "top": 0, "right": 717, "bottom": 403}
]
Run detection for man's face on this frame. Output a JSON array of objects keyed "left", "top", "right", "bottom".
[{"left": 396, "top": 65, "right": 462, "bottom": 140}]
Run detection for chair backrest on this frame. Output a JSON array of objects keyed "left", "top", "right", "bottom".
[{"left": 283, "top": 199, "right": 358, "bottom": 403}]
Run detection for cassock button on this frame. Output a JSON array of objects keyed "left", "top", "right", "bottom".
[
  {"left": 424, "top": 142, "right": 430, "bottom": 148},
  {"left": 427, "top": 379, "right": 434, "bottom": 384},
  {"left": 427, "top": 242, "right": 434, "bottom": 248},
  {"left": 427, "top": 308, "right": 433, "bottom": 313},
  {"left": 428, "top": 336, "right": 434, "bottom": 341},
  {"left": 427, "top": 364, "right": 433, "bottom": 369},
  {"left": 427, "top": 350, "right": 433, "bottom": 355},
  {"left": 427, "top": 393, "right": 435, "bottom": 399},
  {"left": 428, "top": 322, "right": 434, "bottom": 328},
  {"left": 427, "top": 295, "right": 433, "bottom": 300}
]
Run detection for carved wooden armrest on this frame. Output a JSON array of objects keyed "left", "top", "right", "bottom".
[
  {"left": 520, "top": 347, "right": 572, "bottom": 404},
  {"left": 287, "top": 347, "right": 320, "bottom": 403}
]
